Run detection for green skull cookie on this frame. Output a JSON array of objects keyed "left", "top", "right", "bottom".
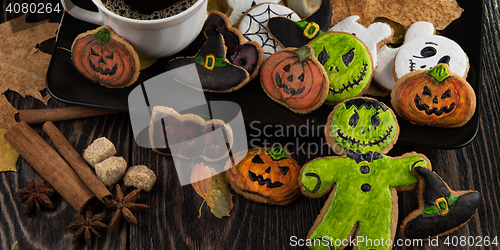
[
  {"left": 300, "top": 97, "right": 430, "bottom": 250},
  {"left": 309, "top": 32, "right": 373, "bottom": 104}
]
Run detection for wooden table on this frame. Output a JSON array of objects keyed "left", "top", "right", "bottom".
[{"left": 1, "top": 1, "right": 499, "bottom": 249}]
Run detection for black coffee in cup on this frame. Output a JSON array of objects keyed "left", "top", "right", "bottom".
[{"left": 102, "top": 0, "right": 198, "bottom": 20}]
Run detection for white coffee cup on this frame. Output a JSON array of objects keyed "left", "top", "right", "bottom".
[{"left": 61, "top": 0, "right": 207, "bottom": 58}]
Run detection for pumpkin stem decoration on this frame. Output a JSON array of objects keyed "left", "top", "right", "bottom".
[
  {"left": 427, "top": 64, "right": 451, "bottom": 82},
  {"left": 266, "top": 146, "right": 288, "bottom": 161},
  {"left": 93, "top": 28, "right": 112, "bottom": 46},
  {"left": 294, "top": 46, "right": 313, "bottom": 62}
]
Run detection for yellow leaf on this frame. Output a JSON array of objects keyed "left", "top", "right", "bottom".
[
  {"left": 0, "top": 128, "right": 20, "bottom": 172},
  {"left": 0, "top": 14, "right": 59, "bottom": 105}
]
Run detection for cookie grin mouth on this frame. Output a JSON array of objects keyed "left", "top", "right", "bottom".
[
  {"left": 329, "top": 63, "right": 368, "bottom": 94},
  {"left": 275, "top": 72, "right": 306, "bottom": 96},
  {"left": 414, "top": 95, "right": 455, "bottom": 116},
  {"left": 335, "top": 126, "right": 394, "bottom": 147},
  {"left": 89, "top": 59, "right": 118, "bottom": 76},
  {"left": 248, "top": 170, "right": 284, "bottom": 188}
]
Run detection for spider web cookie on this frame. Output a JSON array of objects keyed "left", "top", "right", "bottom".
[{"left": 237, "top": 3, "right": 300, "bottom": 59}]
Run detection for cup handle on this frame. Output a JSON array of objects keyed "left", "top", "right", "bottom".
[{"left": 60, "top": 0, "right": 103, "bottom": 25}]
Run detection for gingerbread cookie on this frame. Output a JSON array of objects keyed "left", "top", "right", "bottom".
[
  {"left": 149, "top": 106, "right": 234, "bottom": 161},
  {"left": 300, "top": 97, "right": 431, "bottom": 250},
  {"left": 226, "top": 0, "right": 283, "bottom": 24},
  {"left": 267, "top": 0, "right": 332, "bottom": 48},
  {"left": 237, "top": 3, "right": 301, "bottom": 59},
  {"left": 260, "top": 46, "right": 328, "bottom": 114},
  {"left": 225, "top": 147, "right": 301, "bottom": 205},
  {"left": 374, "top": 21, "right": 469, "bottom": 90},
  {"left": 167, "top": 30, "right": 250, "bottom": 93},
  {"left": 391, "top": 64, "right": 476, "bottom": 128},
  {"left": 192, "top": 11, "right": 264, "bottom": 80},
  {"left": 329, "top": 15, "right": 393, "bottom": 69},
  {"left": 401, "top": 166, "right": 481, "bottom": 240},
  {"left": 308, "top": 32, "right": 373, "bottom": 104},
  {"left": 71, "top": 25, "right": 140, "bottom": 88}
]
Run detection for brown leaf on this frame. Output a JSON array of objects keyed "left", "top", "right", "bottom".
[
  {"left": 0, "top": 95, "right": 17, "bottom": 129},
  {"left": 0, "top": 14, "right": 59, "bottom": 105},
  {"left": 330, "top": 0, "right": 463, "bottom": 30},
  {"left": 0, "top": 127, "right": 20, "bottom": 172},
  {"left": 190, "top": 162, "right": 233, "bottom": 218}
]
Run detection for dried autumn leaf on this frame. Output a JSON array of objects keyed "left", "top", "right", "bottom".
[
  {"left": 191, "top": 162, "right": 233, "bottom": 218},
  {"left": 330, "top": 0, "right": 463, "bottom": 30},
  {"left": 0, "top": 94, "right": 17, "bottom": 129},
  {"left": 0, "top": 14, "right": 59, "bottom": 105},
  {"left": 0, "top": 128, "right": 20, "bottom": 172}
]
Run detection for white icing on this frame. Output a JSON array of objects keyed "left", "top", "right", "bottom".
[
  {"left": 330, "top": 15, "right": 392, "bottom": 68},
  {"left": 373, "top": 45, "right": 398, "bottom": 90},
  {"left": 394, "top": 21, "right": 468, "bottom": 80},
  {"left": 227, "top": 0, "right": 281, "bottom": 25},
  {"left": 237, "top": 3, "right": 300, "bottom": 59},
  {"left": 286, "top": 0, "right": 321, "bottom": 18}
]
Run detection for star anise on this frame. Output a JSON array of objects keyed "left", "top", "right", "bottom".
[
  {"left": 66, "top": 210, "right": 108, "bottom": 246},
  {"left": 16, "top": 179, "right": 55, "bottom": 214},
  {"left": 105, "top": 184, "right": 149, "bottom": 228}
]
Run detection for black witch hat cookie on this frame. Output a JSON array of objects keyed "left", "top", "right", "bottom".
[
  {"left": 401, "top": 166, "right": 481, "bottom": 240},
  {"left": 166, "top": 29, "right": 250, "bottom": 93},
  {"left": 267, "top": 0, "right": 332, "bottom": 48}
]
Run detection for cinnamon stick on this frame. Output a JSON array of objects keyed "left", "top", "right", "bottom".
[
  {"left": 17, "top": 106, "right": 122, "bottom": 125},
  {"left": 42, "top": 121, "right": 112, "bottom": 203},
  {"left": 3, "top": 122, "right": 95, "bottom": 214}
]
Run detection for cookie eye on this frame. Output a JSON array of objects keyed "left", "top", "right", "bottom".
[
  {"left": 419, "top": 46, "right": 437, "bottom": 58},
  {"left": 349, "top": 110, "right": 359, "bottom": 128},
  {"left": 422, "top": 86, "right": 432, "bottom": 96},
  {"left": 342, "top": 49, "right": 355, "bottom": 67},
  {"left": 252, "top": 154, "right": 265, "bottom": 164},
  {"left": 283, "top": 65, "right": 290, "bottom": 72},
  {"left": 91, "top": 48, "right": 99, "bottom": 56},
  {"left": 438, "top": 55, "right": 451, "bottom": 64},
  {"left": 106, "top": 53, "right": 114, "bottom": 60},
  {"left": 278, "top": 166, "right": 289, "bottom": 175},
  {"left": 318, "top": 46, "right": 330, "bottom": 65},
  {"left": 441, "top": 89, "right": 451, "bottom": 99},
  {"left": 371, "top": 113, "right": 380, "bottom": 129}
]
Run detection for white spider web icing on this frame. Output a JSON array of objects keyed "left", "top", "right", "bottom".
[{"left": 238, "top": 4, "right": 300, "bottom": 59}]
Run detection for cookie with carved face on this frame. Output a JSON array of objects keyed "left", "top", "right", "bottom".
[
  {"left": 308, "top": 32, "right": 373, "bottom": 104},
  {"left": 300, "top": 97, "right": 431, "bottom": 250}
]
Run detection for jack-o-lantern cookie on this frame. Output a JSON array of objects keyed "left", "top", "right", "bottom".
[
  {"left": 225, "top": 147, "right": 301, "bottom": 205},
  {"left": 401, "top": 166, "right": 481, "bottom": 240},
  {"left": 167, "top": 30, "right": 250, "bottom": 93},
  {"left": 71, "top": 25, "right": 140, "bottom": 88},
  {"left": 260, "top": 46, "right": 328, "bottom": 114},
  {"left": 149, "top": 106, "right": 234, "bottom": 162},
  {"left": 300, "top": 97, "right": 431, "bottom": 250},
  {"left": 192, "top": 11, "right": 264, "bottom": 80},
  {"left": 267, "top": 0, "right": 332, "bottom": 48},
  {"left": 308, "top": 32, "right": 373, "bottom": 104},
  {"left": 391, "top": 64, "right": 476, "bottom": 128},
  {"left": 237, "top": 3, "right": 301, "bottom": 59}
]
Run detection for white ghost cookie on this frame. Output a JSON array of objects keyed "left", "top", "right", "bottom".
[
  {"left": 374, "top": 21, "right": 469, "bottom": 90},
  {"left": 330, "top": 15, "right": 393, "bottom": 69},
  {"left": 237, "top": 3, "right": 300, "bottom": 59},
  {"left": 226, "top": 0, "right": 282, "bottom": 24}
]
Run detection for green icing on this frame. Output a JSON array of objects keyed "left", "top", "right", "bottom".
[
  {"left": 301, "top": 155, "right": 428, "bottom": 250},
  {"left": 295, "top": 20, "right": 325, "bottom": 38},
  {"left": 266, "top": 146, "right": 287, "bottom": 161},
  {"left": 192, "top": 55, "right": 228, "bottom": 68},
  {"left": 329, "top": 101, "right": 397, "bottom": 154},
  {"left": 93, "top": 28, "right": 111, "bottom": 46},
  {"left": 426, "top": 64, "right": 451, "bottom": 82},
  {"left": 309, "top": 33, "right": 373, "bottom": 104},
  {"left": 423, "top": 193, "right": 460, "bottom": 215}
]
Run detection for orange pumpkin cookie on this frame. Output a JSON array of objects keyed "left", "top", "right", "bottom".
[
  {"left": 71, "top": 25, "right": 140, "bottom": 88},
  {"left": 260, "top": 46, "right": 329, "bottom": 114},
  {"left": 391, "top": 64, "right": 476, "bottom": 128},
  {"left": 225, "top": 147, "right": 301, "bottom": 205}
]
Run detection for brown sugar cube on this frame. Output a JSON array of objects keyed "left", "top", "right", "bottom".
[
  {"left": 83, "top": 137, "right": 116, "bottom": 167},
  {"left": 123, "top": 165, "right": 157, "bottom": 192},
  {"left": 95, "top": 156, "right": 127, "bottom": 186}
]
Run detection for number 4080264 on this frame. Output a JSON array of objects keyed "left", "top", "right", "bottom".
[{"left": 6, "top": 3, "right": 61, "bottom": 14}]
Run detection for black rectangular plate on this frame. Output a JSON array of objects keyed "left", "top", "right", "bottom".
[{"left": 46, "top": 0, "right": 481, "bottom": 149}]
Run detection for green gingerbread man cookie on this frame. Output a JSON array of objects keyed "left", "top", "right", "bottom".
[
  {"left": 309, "top": 32, "right": 373, "bottom": 104},
  {"left": 300, "top": 97, "right": 431, "bottom": 250}
]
